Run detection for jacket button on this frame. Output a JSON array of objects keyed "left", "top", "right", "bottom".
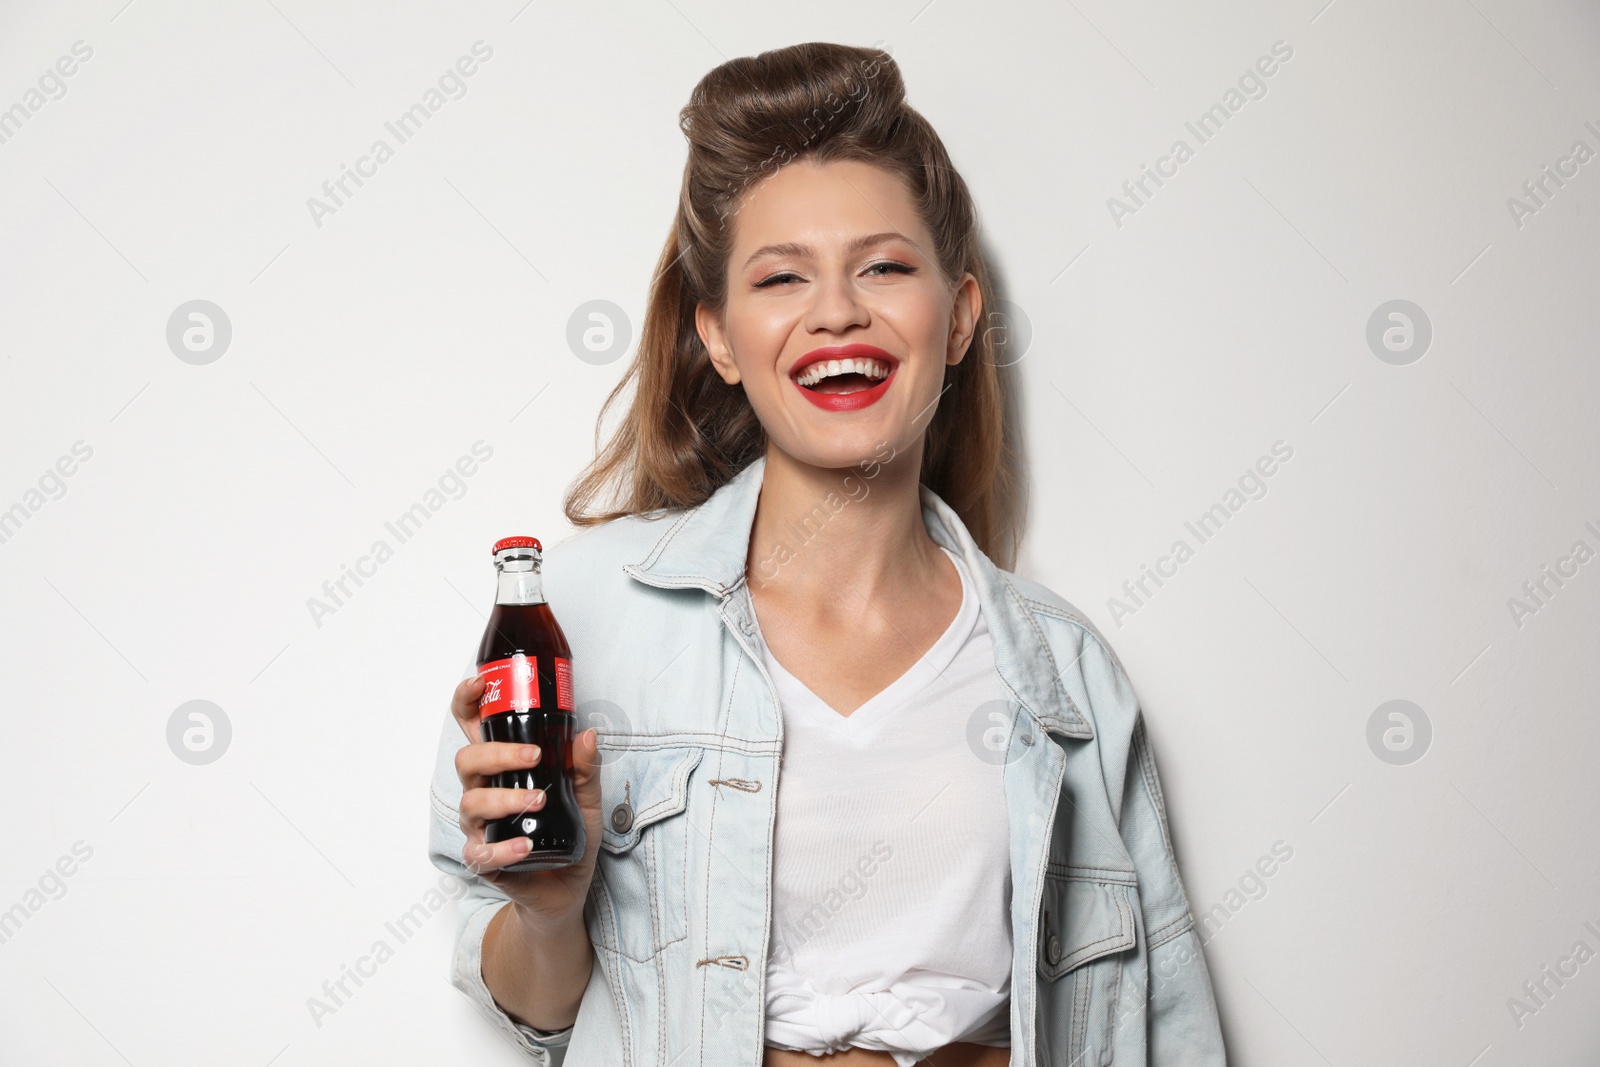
[
  {"left": 1021, "top": 733, "right": 1034, "bottom": 746},
  {"left": 1046, "top": 934, "right": 1062, "bottom": 966},
  {"left": 610, "top": 802, "right": 634, "bottom": 833}
]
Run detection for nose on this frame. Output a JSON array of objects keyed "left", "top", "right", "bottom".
[{"left": 802, "top": 267, "right": 869, "bottom": 336}]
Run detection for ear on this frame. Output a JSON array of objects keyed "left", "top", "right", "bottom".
[
  {"left": 946, "top": 272, "right": 982, "bottom": 366},
  {"left": 696, "top": 303, "right": 741, "bottom": 385}
]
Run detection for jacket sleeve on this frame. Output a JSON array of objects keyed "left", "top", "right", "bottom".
[
  {"left": 427, "top": 708, "right": 575, "bottom": 1065},
  {"left": 1080, "top": 630, "right": 1227, "bottom": 1063}
]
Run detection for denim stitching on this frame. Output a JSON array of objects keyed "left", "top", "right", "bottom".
[
  {"left": 1100, "top": 955, "right": 1124, "bottom": 1066},
  {"left": 1133, "top": 716, "right": 1175, "bottom": 858},
  {"left": 1147, "top": 912, "right": 1195, "bottom": 949},
  {"left": 1070, "top": 965, "right": 1089, "bottom": 1063},
  {"left": 1003, "top": 582, "right": 1094, "bottom": 737},
  {"left": 696, "top": 694, "right": 728, "bottom": 1060},
  {"left": 597, "top": 733, "right": 780, "bottom": 753},
  {"left": 612, "top": 932, "right": 636, "bottom": 1067},
  {"left": 633, "top": 509, "right": 696, "bottom": 570},
  {"left": 1018, "top": 595, "right": 1133, "bottom": 683},
  {"left": 1047, "top": 864, "right": 1139, "bottom": 884},
  {"left": 1028, "top": 743, "right": 1068, "bottom": 1049}
]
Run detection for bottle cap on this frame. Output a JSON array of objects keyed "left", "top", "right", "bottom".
[{"left": 491, "top": 536, "right": 542, "bottom": 555}]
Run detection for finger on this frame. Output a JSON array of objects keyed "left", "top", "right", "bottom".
[
  {"left": 451, "top": 675, "right": 487, "bottom": 743},
  {"left": 571, "top": 728, "right": 600, "bottom": 781},
  {"left": 459, "top": 786, "right": 547, "bottom": 825},
  {"left": 460, "top": 834, "right": 534, "bottom": 876},
  {"left": 455, "top": 741, "right": 541, "bottom": 790},
  {"left": 571, "top": 729, "right": 602, "bottom": 806}
]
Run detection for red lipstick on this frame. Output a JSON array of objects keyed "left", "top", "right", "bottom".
[{"left": 789, "top": 343, "right": 898, "bottom": 412}]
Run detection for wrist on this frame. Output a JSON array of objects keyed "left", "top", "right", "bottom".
[{"left": 509, "top": 899, "right": 587, "bottom": 942}]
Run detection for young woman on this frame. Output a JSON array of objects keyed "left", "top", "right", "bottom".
[{"left": 429, "top": 42, "right": 1225, "bottom": 1067}]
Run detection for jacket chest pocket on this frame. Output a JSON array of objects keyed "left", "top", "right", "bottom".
[
  {"left": 591, "top": 744, "right": 704, "bottom": 963},
  {"left": 1038, "top": 869, "right": 1139, "bottom": 1067}
]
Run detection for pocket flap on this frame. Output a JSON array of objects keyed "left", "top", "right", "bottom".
[
  {"left": 1039, "top": 869, "right": 1139, "bottom": 979},
  {"left": 597, "top": 744, "right": 703, "bottom": 854}
]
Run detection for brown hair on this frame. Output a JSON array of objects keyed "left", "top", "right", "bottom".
[{"left": 562, "top": 41, "right": 1023, "bottom": 568}]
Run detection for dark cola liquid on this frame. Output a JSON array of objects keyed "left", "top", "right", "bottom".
[{"left": 476, "top": 600, "right": 585, "bottom": 871}]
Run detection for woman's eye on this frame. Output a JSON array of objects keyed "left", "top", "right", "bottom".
[
  {"left": 864, "top": 261, "right": 916, "bottom": 277},
  {"left": 755, "top": 272, "right": 801, "bottom": 288}
]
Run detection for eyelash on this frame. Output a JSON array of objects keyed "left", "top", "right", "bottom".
[{"left": 754, "top": 261, "right": 917, "bottom": 288}]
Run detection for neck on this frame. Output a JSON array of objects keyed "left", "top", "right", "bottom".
[{"left": 745, "top": 442, "right": 944, "bottom": 610}]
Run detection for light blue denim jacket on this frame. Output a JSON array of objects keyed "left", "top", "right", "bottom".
[{"left": 427, "top": 454, "right": 1226, "bottom": 1066}]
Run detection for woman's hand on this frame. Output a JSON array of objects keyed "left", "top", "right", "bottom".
[{"left": 449, "top": 674, "right": 604, "bottom": 932}]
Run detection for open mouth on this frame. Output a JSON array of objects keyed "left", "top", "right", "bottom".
[
  {"left": 793, "top": 356, "right": 894, "bottom": 394},
  {"left": 788, "top": 346, "right": 899, "bottom": 412}
]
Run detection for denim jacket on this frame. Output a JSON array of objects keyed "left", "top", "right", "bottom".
[{"left": 427, "top": 454, "right": 1226, "bottom": 1065}]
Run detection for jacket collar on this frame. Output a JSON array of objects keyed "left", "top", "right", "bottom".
[{"left": 623, "top": 453, "right": 1093, "bottom": 739}]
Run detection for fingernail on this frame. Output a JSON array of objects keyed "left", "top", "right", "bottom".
[
  {"left": 520, "top": 745, "right": 538, "bottom": 762},
  {"left": 517, "top": 837, "right": 533, "bottom": 854},
  {"left": 528, "top": 789, "right": 545, "bottom": 807}
]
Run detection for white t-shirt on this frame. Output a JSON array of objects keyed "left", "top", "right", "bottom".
[{"left": 745, "top": 545, "right": 1013, "bottom": 1067}]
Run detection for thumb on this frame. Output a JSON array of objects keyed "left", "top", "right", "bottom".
[{"left": 571, "top": 728, "right": 602, "bottom": 808}]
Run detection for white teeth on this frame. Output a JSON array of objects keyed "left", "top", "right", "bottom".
[{"left": 795, "top": 357, "right": 891, "bottom": 388}]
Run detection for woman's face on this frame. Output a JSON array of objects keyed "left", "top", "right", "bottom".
[{"left": 697, "top": 157, "right": 980, "bottom": 472}]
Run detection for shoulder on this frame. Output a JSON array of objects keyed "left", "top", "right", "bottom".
[
  {"left": 998, "top": 567, "right": 1132, "bottom": 683},
  {"left": 992, "top": 566, "right": 1143, "bottom": 741},
  {"left": 542, "top": 508, "right": 682, "bottom": 583}
]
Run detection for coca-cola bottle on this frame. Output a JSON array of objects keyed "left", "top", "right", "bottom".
[{"left": 475, "top": 536, "right": 585, "bottom": 870}]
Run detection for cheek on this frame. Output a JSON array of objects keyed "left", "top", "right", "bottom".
[
  {"left": 725, "top": 302, "right": 797, "bottom": 368},
  {"left": 888, "top": 288, "right": 948, "bottom": 345}
]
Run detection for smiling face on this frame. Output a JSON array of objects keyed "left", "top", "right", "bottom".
[{"left": 696, "top": 157, "right": 981, "bottom": 471}]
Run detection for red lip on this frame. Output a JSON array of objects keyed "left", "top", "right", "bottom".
[
  {"left": 789, "top": 343, "right": 898, "bottom": 379},
  {"left": 789, "top": 344, "right": 899, "bottom": 413}
]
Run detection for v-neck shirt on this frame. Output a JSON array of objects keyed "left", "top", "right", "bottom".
[
  {"left": 743, "top": 545, "right": 1013, "bottom": 1065},
  {"left": 755, "top": 545, "right": 982, "bottom": 739}
]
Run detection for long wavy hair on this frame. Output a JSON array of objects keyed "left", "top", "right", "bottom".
[{"left": 562, "top": 41, "right": 1024, "bottom": 569}]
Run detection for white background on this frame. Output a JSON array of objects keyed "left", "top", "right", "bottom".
[{"left": 2, "top": 1, "right": 1597, "bottom": 1064}]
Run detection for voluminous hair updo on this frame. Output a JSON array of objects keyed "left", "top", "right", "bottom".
[{"left": 563, "top": 40, "right": 1022, "bottom": 569}]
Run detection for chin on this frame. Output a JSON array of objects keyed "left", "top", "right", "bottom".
[{"left": 787, "top": 436, "right": 904, "bottom": 474}]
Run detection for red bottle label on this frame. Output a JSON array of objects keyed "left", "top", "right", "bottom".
[
  {"left": 555, "top": 656, "right": 573, "bottom": 711},
  {"left": 478, "top": 655, "right": 538, "bottom": 717},
  {"left": 477, "top": 655, "right": 574, "bottom": 716}
]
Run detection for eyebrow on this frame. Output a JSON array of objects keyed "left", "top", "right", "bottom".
[{"left": 742, "top": 231, "right": 917, "bottom": 270}]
